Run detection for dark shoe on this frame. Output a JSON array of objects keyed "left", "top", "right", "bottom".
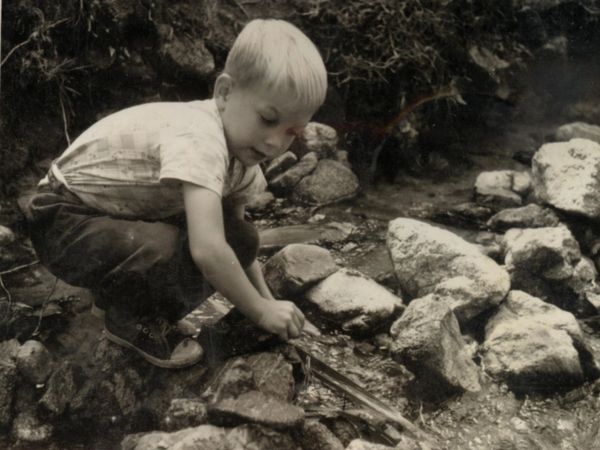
[
  {"left": 93, "top": 302, "right": 199, "bottom": 337},
  {"left": 104, "top": 312, "right": 203, "bottom": 369}
]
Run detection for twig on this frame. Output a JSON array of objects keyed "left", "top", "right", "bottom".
[
  {"left": 0, "top": 260, "right": 40, "bottom": 276},
  {"left": 1, "top": 18, "right": 70, "bottom": 68},
  {"left": 32, "top": 276, "right": 59, "bottom": 337},
  {"left": 59, "top": 88, "right": 71, "bottom": 145},
  {"left": 0, "top": 274, "right": 13, "bottom": 305}
]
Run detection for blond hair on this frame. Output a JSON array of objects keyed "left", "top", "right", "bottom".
[{"left": 224, "top": 19, "right": 327, "bottom": 112}]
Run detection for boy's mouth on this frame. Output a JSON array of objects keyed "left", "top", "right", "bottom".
[{"left": 249, "top": 147, "right": 266, "bottom": 160}]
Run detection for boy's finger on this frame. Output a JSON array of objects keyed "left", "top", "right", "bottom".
[
  {"left": 302, "top": 319, "right": 321, "bottom": 337},
  {"left": 287, "top": 322, "right": 301, "bottom": 339}
]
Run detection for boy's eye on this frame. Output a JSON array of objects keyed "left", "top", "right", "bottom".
[{"left": 260, "top": 115, "right": 278, "bottom": 126}]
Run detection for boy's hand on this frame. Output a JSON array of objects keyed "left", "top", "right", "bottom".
[{"left": 256, "top": 299, "right": 305, "bottom": 341}]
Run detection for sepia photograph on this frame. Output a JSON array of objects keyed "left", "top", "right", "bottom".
[{"left": 2, "top": 1, "right": 600, "bottom": 448}]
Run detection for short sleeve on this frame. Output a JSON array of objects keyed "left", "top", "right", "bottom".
[{"left": 159, "top": 131, "right": 229, "bottom": 197}]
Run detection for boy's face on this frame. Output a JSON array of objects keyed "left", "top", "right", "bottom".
[{"left": 216, "top": 76, "right": 316, "bottom": 167}]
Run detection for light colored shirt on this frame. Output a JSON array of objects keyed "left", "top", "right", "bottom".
[{"left": 40, "top": 99, "right": 266, "bottom": 219}]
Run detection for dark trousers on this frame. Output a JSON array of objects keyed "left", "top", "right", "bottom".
[{"left": 26, "top": 185, "right": 259, "bottom": 322}]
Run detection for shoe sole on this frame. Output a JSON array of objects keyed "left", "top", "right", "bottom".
[
  {"left": 93, "top": 304, "right": 199, "bottom": 336},
  {"left": 104, "top": 327, "right": 202, "bottom": 369}
]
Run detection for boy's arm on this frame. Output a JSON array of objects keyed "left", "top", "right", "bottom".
[
  {"left": 225, "top": 201, "right": 275, "bottom": 300},
  {"left": 228, "top": 201, "right": 321, "bottom": 336},
  {"left": 183, "top": 182, "right": 304, "bottom": 340}
]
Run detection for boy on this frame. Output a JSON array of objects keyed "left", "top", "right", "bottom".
[{"left": 26, "top": 19, "right": 328, "bottom": 368}]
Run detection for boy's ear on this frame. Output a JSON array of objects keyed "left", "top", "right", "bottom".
[{"left": 214, "top": 74, "right": 233, "bottom": 110}]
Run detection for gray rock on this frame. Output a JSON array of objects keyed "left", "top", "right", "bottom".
[
  {"left": 532, "top": 138, "right": 600, "bottom": 219},
  {"left": 390, "top": 296, "right": 481, "bottom": 394},
  {"left": 431, "top": 275, "right": 504, "bottom": 324},
  {"left": 246, "top": 352, "right": 295, "bottom": 402},
  {"left": 264, "top": 151, "right": 298, "bottom": 180},
  {"left": 501, "top": 226, "right": 597, "bottom": 315},
  {"left": 486, "top": 290, "right": 584, "bottom": 343},
  {"left": 293, "top": 159, "right": 360, "bottom": 205},
  {"left": 264, "top": 244, "right": 338, "bottom": 298},
  {"left": 208, "top": 390, "right": 305, "bottom": 430},
  {"left": 474, "top": 170, "right": 531, "bottom": 208},
  {"left": 387, "top": 218, "right": 510, "bottom": 324},
  {"left": 270, "top": 152, "right": 318, "bottom": 195},
  {"left": 293, "top": 122, "right": 339, "bottom": 159},
  {"left": 202, "top": 357, "right": 257, "bottom": 404},
  {"left": 69, "top": 378, "right": 122, "bottom": 425},
  {"left": 11, "top": 411, "right": 53, "bottom": 444},
  {"left": 449, "top": 202, "right": 494, "bottom": 223},
  {"left": 305, "top": 268, "right": 404, "bottom": 335},
  {"left": 122, "top": 424, "right": 227, "bottom": 450},
  {"left": 16, "top": 340, "right": 54, "bottom": 385},
  {"left": 298, "top": 419, "right": 344, "bottom": 450},
  {"left": 334, "top": 150, "right": 351, "bottom": 168},
  {"left": 246, "top": 191, "right": 275, "bottom": 212},
  {"left": 0, "top": 339, "right": 21, "bottom": 363},
  {"left": 225, "top": 424, "right": 297, "bottom": 450},
  {"left": 39, "top": 361, "right": 80, "bottom": 417},
  {"left": 487, "top": 203, "right": 560, "bottom": 231},
  {"left": 555, "top": 122, "right": 600, "bottom": 144},
  {"left": 159, "top": 36, "right": 215, "bottom": 79},
  {"left": 538, "top": 35, "right": 569, "bottom": 60},
  {"left": 0, "top": 363, "right": 17, "bottom": 428},
  {"left": 503, "top": 226, "right": 580, "bottom": 279},
  {"left": 162, "top": 398, "right": 208, "bottom": 431},
  {"left": 482, "top": 317, "right": 584, "bottom": 392},
  {"left": 565, "top": 101, "right": 600, "bottom": 124},
  {"left": 346, "top": 439, "right": 396, "bottom": 450},
  {"left": 0, "top": 225, "right": 15, "bottom": 247}
]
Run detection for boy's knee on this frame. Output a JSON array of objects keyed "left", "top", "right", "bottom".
[
  {"left": 224, "top": 217, "right": 259, "bottom": 269},
  {"left": 131, "top": 222, "right": 180, "bottom": 265}
]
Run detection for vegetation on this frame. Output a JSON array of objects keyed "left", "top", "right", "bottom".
[{"left": 2, "top": 0, "right": 600, "bottom": 193}]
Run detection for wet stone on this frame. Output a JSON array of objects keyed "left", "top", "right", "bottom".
[
  {"left": 264, "top": 151, "right": 298, "bottom": 180},
  {"left": 208, "top": 390, "right": 305, "bottom": 430},
  {"left": 245, "top": 352, "right": 295, "bottom": 402},
  {"left": 487, "top": 203, "right": 561, "bottom": 232},
  {"left": 202, "top": 357, "right": 257, "bottom": 404},
  {"left": 555, "top": 122, "right": 600, "bottom": 144},
  {"left": 345, "top": 439, "right": 396, "bottom": 450},
  {"left": 264, "top": 243, "right": 339, "bottom": 298},
  {"left": 270, "top": 152, "right": 318, "bottom": 196},
  {"left": 122, "top": 424, "right": 228, "bottom": 450},
  {"left": 16, "top": 340, "right": 54, "bottom": 386},
  {"left": 162, "top": 398, "right": 208, "bottom": 431},
  {"left": 39, "top": 361, "right": 81, "bottom": 417},
  {"left": 0, "top": 225, "right": 16, "bottom": 247},
  {"left": 225, "top": 423, "right": 297, "bottom": 450},
  {"left": 297, "top": 419, "right": 344, "bottom": 450},
  {"left": 0, "top": 363, "right": 17, "bottom": 428},
  {"left": 11, "top": 411, "right": 53, "bottom": 444}
]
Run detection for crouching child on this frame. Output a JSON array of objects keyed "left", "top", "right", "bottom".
[{"left": 26, "top": 19, "right": 327, "bottom": 368}]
